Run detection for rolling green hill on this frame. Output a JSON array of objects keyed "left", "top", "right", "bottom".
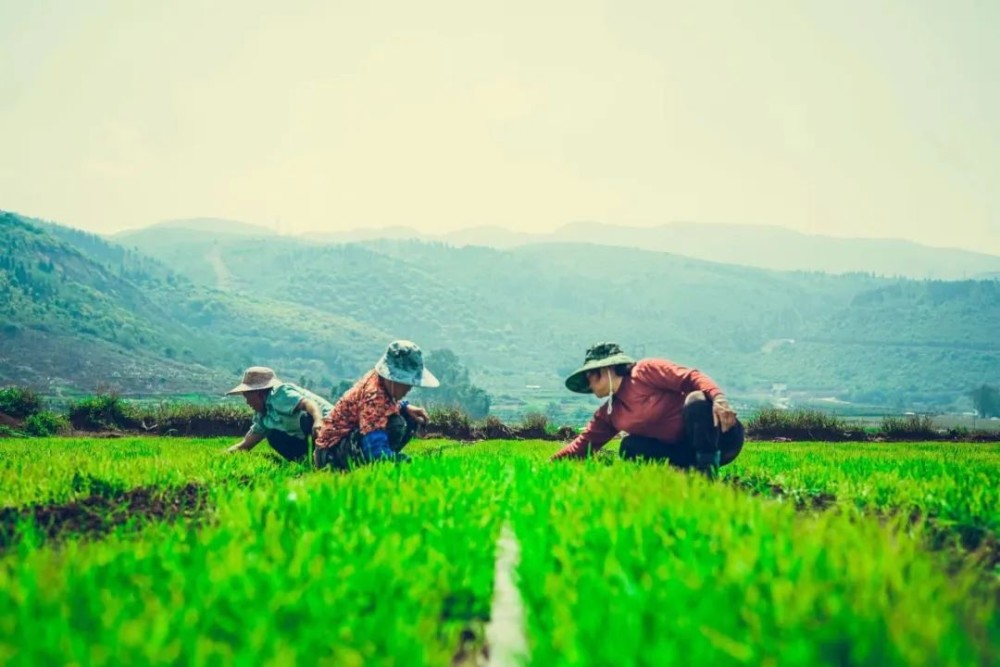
[
  {"left": 2, "top": 211, "right": 998, "bottom": 416},
  {"left": 0, "top": 212, "right": 387, "bottom": 396}
]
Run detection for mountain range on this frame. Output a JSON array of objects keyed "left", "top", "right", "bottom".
[
  {"left": 2, "top": 211, "right": 998, "bottom": 419},
  {"left": 113, "top": 218, "right": 1000, "bottom": 281}
]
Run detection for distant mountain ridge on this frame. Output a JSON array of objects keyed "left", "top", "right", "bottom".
[
  {"left": 289, "top": 220, "right": 999, "bottom": 280},
  {"left": 114, "top": 218, "right": 278, "bottom": 245},
  {"left": 116, "top": 217, "right": 1000, "bottom": 280}
]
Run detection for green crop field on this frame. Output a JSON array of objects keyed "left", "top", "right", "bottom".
[{"left": 0, "top": 438, "right": 997, "bottom": 666}]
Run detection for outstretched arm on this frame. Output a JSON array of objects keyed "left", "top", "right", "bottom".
[
  {"left": 227, "top": 430, "right": 265, "bottom": 453},
  {"left": 550, "top": 408, "right": 617, "bottom": 461}
]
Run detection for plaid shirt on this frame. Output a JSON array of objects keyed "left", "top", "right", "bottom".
[{"left": 315, "top": 370, "right": 401, "bottom": 449}]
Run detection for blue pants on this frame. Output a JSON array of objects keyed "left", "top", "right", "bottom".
[{"left": 315, "top": 413, "right": 415, "bottom": 470}]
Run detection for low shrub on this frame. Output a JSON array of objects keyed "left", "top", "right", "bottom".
[
  {"left": 878, "top": 414, "right": 938, "bottom": 439},
  {"left": 129, "top": 402, "right": 252, "bottom": 437},
  {"left": 515, "top": 412, "right": 549, "bottom": 439},
  {"left": 0, "top": 386, "right": 43, "bottom": 418},
  {"left": 68, "top": 393, "right": 134, "bottom": 431},
  {"left": 424, "top": 407, "right": 571, "bottom": 441},
  {"left": 428, "top": 406, "right": 474, "bottom": 439},
  {"left": 477, "top": 415, "right": 512, "bottom": 439},
  {"left": 745, "top": 408, "right": 864, "bottom": 441},
  {"left": 23, "top": 411, "right": 70, "bottom": 436}
]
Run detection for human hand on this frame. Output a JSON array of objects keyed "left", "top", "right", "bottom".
[
  {"left": 712, "top": 397, "right": 737, "bottom": 433},
  {"left": 226, "top": 442, "right": 244, "bottom": 454},
  {"left": 406, "top": 406, "right": 429, "bottom": 426}
]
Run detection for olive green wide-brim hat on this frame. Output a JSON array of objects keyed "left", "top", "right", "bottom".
[{"left": 564, "top": 342, "right": 636, "bottom": 394}]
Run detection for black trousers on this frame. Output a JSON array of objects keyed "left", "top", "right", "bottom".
[
  {"left": 619, "top": 398, "right": 744, "bottom": 467},
  {"left": 315, "top": 413, "right": 416, "bottom": 470},
  {"left": 264, "top": 413, "right": 314, "bottom": 462}
]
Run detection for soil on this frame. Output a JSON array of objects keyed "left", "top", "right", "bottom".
[
  {"left": 728, "top": 476, "right": 838, "bottom": 510},
  {"left": 450, "top": 625, "right": 489, "bottom": 667},
  {"left": 0, "top": 483, "right": 208, "bottom": 550},
  {"left": 729, "top": 477, "right": 999, "bottom": 572},
  {"left": 0, "top": 411, "right": 22, "bottom": 428},
  {"left": 441, "top": 593, "right": 489, "bottom": 667}
]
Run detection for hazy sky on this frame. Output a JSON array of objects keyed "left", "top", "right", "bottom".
[{"left": 1, "top": 0, "right": 997, "bottom": 253}]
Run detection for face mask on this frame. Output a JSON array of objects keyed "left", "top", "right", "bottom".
[{"left": 606, "top": 368, "right": 614, "bottom": 415}]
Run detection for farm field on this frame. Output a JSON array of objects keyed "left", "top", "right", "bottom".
[{"left": 0, "top": 438, "right": 997, "bottom": 666}]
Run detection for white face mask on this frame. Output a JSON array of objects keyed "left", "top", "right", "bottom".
[{"left": 606, "top": 368, "right": 614, "bottom": 415}]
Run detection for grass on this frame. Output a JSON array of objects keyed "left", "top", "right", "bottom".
[
  {"left": 512, "top": 463, "right": 996, "bottom": 666},
  {"left": 0, "top": 438, "right": 996, "bottom": 665},
  {"left": 725, "top": 442, "right": 1000, "bottom": 537}
]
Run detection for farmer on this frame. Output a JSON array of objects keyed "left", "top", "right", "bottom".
[
  {"left": 550, "top": 342, "right": 743, "bottom": 477},
  {"left": 225, "top": 367, "right": 333, "bottom": 462},
  {"left": 314, "top": 340, "right": 437, "bottom": 470}
]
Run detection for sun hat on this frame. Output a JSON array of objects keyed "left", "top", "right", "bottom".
[
  {"left": 226, "top": 366, "right": 283, "bottom": 395},
  {"left": 374, "top": 340, "right": 440, "bottom": 388},
  {"left": 564, "top": 342, "right": 636, "bottom": 394}
]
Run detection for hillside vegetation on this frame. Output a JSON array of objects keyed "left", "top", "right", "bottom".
[{"left": 2, "top": 211, "right": 998, "bottom": 413}]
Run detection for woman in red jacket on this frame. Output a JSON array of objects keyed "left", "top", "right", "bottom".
[{"left": 551, "top": 342, "right": 743, "bottom": 476}]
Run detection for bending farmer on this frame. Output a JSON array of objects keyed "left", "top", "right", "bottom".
[
  {"left": 551, "top": 342, "right": 742, "bottom": 476},
  {"left": 314, "top": 340, "right": 437, "bottom": 470},
  {"left": 226, "top": 367, "right": 333, "bottom": 461}
]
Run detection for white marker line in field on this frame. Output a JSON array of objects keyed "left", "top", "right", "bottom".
[{"left": 486, "top": 522, "right": 530, "bottom": 667}]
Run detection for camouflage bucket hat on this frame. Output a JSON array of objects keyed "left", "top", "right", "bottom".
[
  {"left": 374, "top": 340, "right": 440, "bottom": 388},
  {"left": 564, "top": 342, "right": 635, "bottom": 394}
]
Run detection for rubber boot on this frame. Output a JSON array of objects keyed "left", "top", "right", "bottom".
[{"left": 694, "top": 450, "right": 721, "bottom": 479}]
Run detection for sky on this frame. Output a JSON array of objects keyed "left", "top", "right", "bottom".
[{"left": 1, "top": 0, "right": 998, "bottom": 254}]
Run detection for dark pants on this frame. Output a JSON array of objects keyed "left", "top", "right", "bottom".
[
  {"left": 265, "top": 413, "right": 314, "bottom": 462},
  {"left": 315, "top": 413, "right": 416, "bottom": 470},
  {"left": 619, "top": 397, "right": 744, "bottom": 468}
]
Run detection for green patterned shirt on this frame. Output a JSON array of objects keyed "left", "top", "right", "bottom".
[{"left": 250, "top": 383, "right": 333, "bottom": 437}]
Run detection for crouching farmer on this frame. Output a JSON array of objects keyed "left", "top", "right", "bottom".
[
  {"left": 226, "top": 367, "right": 333, "bottom": 462},
  {"left": 314, "top": 340, "right": 437, "bottom": 470},
  {"left": 551, "top": 342, "right": 743, "bottom": 477}
]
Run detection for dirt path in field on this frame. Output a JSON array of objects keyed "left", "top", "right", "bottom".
[
  {"left": 0, "top": 483, "right": 209, "bottom": 551},
  {"left": 484, "top": 523, "right": 530, "bottom": 667},
  {"left": 450, "top": 522, "right": 530, "bottom": 667}
]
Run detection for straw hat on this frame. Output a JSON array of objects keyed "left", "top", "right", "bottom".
[{"left": 226, "top": 366, "right": 283, "bottom": 395}]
